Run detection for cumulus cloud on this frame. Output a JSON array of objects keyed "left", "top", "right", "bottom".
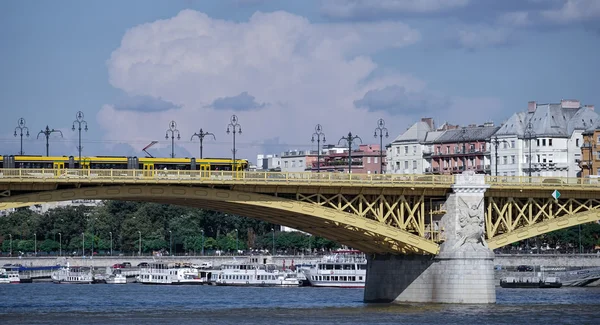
[
  {"left": 113, "top": 95, "right": 180, "bottom": 112},
  {"left": 452, "top": 25, "right": 515, "bottom": 49},
  {"left": 541, "top": 0, "right": 600, "bottom": 23},
  {"left": 209, "top": 92, "right": 266, "bottom": 111},
  {"left": 98, "top": 9, "right": 502, "bottom": 161}
]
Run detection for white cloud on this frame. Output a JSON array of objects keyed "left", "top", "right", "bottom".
[
  {"left": 99, "top": 9, "right": 503, "bottom": 160},
  {"left": 321, "top": 0, "right": 470, "bottom": 19},
  {"left": 453, "top": 25, "right": 514, "bottom": 49},
  {"left": 497, "top": 11, "right": 531, "bottom": 27},
  {"left": 541, "top": 0, "right": 600, "bottom": 23}
]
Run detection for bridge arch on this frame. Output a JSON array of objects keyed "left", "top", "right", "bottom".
[{"left": 0, "top": 185, "right": 439, "bottom": 255}]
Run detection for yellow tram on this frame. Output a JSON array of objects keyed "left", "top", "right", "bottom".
[{"left": 0, "top": 155, "right": 248, "bottom": 173}]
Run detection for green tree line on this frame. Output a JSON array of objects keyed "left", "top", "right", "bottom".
[{"left": 0, "top": 201, "right": 340, "bottom": 255}]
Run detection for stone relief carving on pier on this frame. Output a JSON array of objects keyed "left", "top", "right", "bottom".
[{"left": 453, "top": 196, "right": 488, "bottom": 251}]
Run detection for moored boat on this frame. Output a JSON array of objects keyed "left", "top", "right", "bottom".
[
  {"left": 500, "top": 276, "right": 562, "bottom": 288},
  {"left": 0, "top": 268, "right": 20, "bottom": 284},
  {"left": 211, "top": 257, "right": 300, "bottom": 287},
  {"left": 137, "top": 262, "right": 209, "bottom": 285},
  {"left": 303, "top": 250, "right": 367, "bottom": 288},
  {"left": 51, "top": 263, "right": 93, "bottom": 284}
]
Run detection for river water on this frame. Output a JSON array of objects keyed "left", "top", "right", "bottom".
[{"left": 0, "top": 284, "right": 599, "bottom": 324}]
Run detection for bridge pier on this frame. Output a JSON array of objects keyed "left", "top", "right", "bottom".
[{"left": 364, "top": 171, "right": 496, "bottom": 304}]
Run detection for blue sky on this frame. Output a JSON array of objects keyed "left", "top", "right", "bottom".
[{"left": 1, "top": 0, "right": 599, "bottom": 161}]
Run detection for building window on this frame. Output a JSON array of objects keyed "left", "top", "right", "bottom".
[
  {"left": 503, "top": 156, "right": 507, "bottom": 165},
  {"left": 292, "top": 161, "right": 296, "bottom": 168},
  {"left": 284, "top": 161, "right": 288, "bottom": 168},
  {"left": 446, "top": 146, "right": 450, "bottom": 154},
  {"left": 537, "top": 139, "right": 540, "bottom": 147},
  {"left": 374, "top": 157, "right": 378, "bottom": 164},
  {"left": 542, "top": 139, "right": 546, "bottom": 146},
  {"left": 396, "top": 147, "right": 400, "bottom": 154},
  {"left": 367, "top": 157, "right": 371, "bottom": 163},
  {"left": 404, "top": 146, "right": 408, "bottom": 154},
  {"left": 404, "top": 161, "right": 408, "bottom": 169},
  {"left": 413, "top": 145, "right": 417, "bottom": 153},
  {"left": 511, "top": 155, "right": 515, "bottom": 164},
  {"left": 412, "top": 160, "right": 417, "bottom": 169},
  {"left": 511, "top": 140, "right": 515, "bottom": 148},
  {"left": 576, "top": 139, "right": 580, "bottom": 147},
  {"left": 549, "top": 139, "right": 553, "bottom": 146},
  {"left": 503, "top": 142, "right": 508, "bottom": 149}
]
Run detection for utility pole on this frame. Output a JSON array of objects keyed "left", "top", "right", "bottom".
[
  {"left": 37, "top": 126, "right": 63, "bottom": 157},
  {"left": 138, "top": 231, "right": 142, "bottom": 256},
  {"left": 14, "top": 118, "right": 30, "bottom": 155},
  {"left": 311, "top": 124, "right": 326, "bottom": 173},
  {"left": 226, "top": 115, "right": 242, "bottom": 170},
  {"left": 373, "top": 119, "right": 389, "bottom": 174},
  {"left": 190, "top": 128, "right": 215, "bottom": 159},
  {"left": 338, "top": 132, "right": 362, "bottom": 174},
  {"left": 72, "top": 111, "right": 88, "bottom": 167},
  {"left": 165, "top": 121, "right": 181, "bottom": 158}
]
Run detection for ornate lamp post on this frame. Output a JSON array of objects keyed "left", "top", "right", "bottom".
[
  {"left": 9, "top": 234, "right": 12, "bottom": 256},
  {"left": 190, "top": 129, "right": 215, "bottom": 159},
  {"left": 34, "top": 233, "right": 37, "bottom": 256},
  {"left": 14, "top": 118, "right": 30, "bottom": 155},
  {"left": 271, "top": 227, "right": 275, "bottom": 256},
  {"left": 165, "top": 121, "right": 181, "bottom": 158},
  {"left": 169, "top": 230, "right": 172, "bottom": 256},
  {"left": 311, "top": 124, "right": 326, "bottom": 173},
  {"left": 37, "top": 126, "right": 63, "bottom": 157},
  {"left": 72, "top": 111, "right": 88, "bottom": 167},
  {"left": 524, "top": 121, "right": 535, "bottom": 178},
  {"left": 58, "top": 232, "right": 62, "bottom": 257},
  {"left": 226, "top": 115, "right": 242, "bottom": 170},
  {"left": 235, "top": 229, "right": 239, "bottom": 255},
  {"left": 491, "top": 136, "right": 509, "bottom": 176},
  {"left": 373, "top": 119, "right": 389, "bottom": 174},
  {"left": 109, "top": 231, "right": 113, "bottom": 256},
  {"left": 338, "top": 132, "right": 362, "bottom": 174}
]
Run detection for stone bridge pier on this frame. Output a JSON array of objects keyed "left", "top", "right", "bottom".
[{"left": 364, "top": 171, "right": 496, "bottom": 304}]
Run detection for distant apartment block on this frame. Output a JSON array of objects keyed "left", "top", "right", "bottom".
[
  {"left": 580, "top": 114, "right": 600, "bottom": 177},
  {"left": 315, "top": 144, "right": 384, "bottom": 174},
  {"left": 256, "top": 154, "right": 281, "bottom": 171}
]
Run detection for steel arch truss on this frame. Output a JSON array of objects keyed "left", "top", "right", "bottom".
[
  {"left": 296, "top": 193, "right": 426, "bottom": 237},
  {"left": 486, "top": 197, "right": 600, "bottom": 249},
  {"left": 0, "top": 185, "right": 439, "bottom": 255}
]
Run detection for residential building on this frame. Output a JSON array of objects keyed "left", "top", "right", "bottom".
[
  {"left": 580, "top": 118, "right": 600, "bottom": 177},
  {"left": 256, "top": 154, "right": 281, "bottom": 171},
  {"left": 387, "top": 118, "right": 435, "bottom": 174},
  {"left": 428, "top": 123, "right": 498, "bottom": 175},
  {"left": 280, "top": 150, "right": 317, "bottom": 172},
  {"left": 494, "top": 100, "right": 597, "bottom": 177},
  {"left": 318, "top": 144, "right": 384, "bottom": 174}
]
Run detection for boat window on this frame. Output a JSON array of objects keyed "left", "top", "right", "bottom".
[
  {"left": 334, "top": 265, "right": 342, "bottom": 270},
  {"left": 325, "top": 264, "right": 333, "bottom": 270}
]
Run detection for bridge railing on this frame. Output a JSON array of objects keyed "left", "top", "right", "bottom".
[
  {"left": 485, "top": 175, "right": 600, "bottom": 188},
  {"left": 0, "top": 168, "right": 457, "bottom": 186}
]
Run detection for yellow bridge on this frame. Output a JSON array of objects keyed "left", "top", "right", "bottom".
[{"left": 0, "top": 168, "right": 599, "bottom": 255}]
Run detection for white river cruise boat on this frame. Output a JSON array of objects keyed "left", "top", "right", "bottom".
[
  {"left": 51, "top": 264, "right": 93, "bottom": 284},
  {"left": 0, "top": 268, "right": 20, "bottom": 284},
  {"left": 211, "top": 257, "right": 300, "bottom": 287},
  {"left": 303, "top": 250, "right": 367, "bottom": 288},
  {"left": 105, "top": 269, "right": 127, "bottom": 284},
  {"left": 138, "top": 262, "right": 210, "bottom": 285}
]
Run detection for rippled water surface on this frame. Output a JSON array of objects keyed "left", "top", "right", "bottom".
[{"left": 1, "top": 284, "right": 599, "bottom": 324}]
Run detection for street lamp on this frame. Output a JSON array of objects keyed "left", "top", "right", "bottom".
[
  {"left": 226, "top": 115, "right": 242, "bottom": 171},
  {"left": 524, "top": 120, "right": 535, "bottom": 178},
  {"left": 458, "top": 128, "right": 468, "bottom": 171},
  {"left": 14, "top": 118, "right": 30, "bottom": 155},
  {"left": 9, "top": 234, "right": 12, "bottom": 256},
  {"left": 165, "top": 121, "right": 181, "bottom": 158},
  {"left": 338, "top": 132, "right": 362, "bottom": 174},
  {"left": 271, "top": 227, "right": 275, "bottom": 256},
  {"left": 491, "top": 136, "right": 509, "bottom": 176},
  {"left": 82, "top": 232, "right": 85, "bottom": 257},
  {"left": 37, "top": 126, "right": 63, "bottom": 157},
  {"left": 72, "top": 111, "right": 88, "bottom": 167},
  {"left": 311, "top": 124, "right": 326, "bottom": 173},
  {"left": 109, "top": 231, "right": 113, "bottom": 256},
  {"left": 579, "top": 224, "right": 582, "bottom": 254},
  {"left": 34, "top": 233, "right": 37, "bottom": 256},
  {"left": 373, "top": 119, "right": 389, "bottom": 174},
  {"left": 58, "top": 232, "right": 62, "bottom": 257},
  {"left": 235, "top": 229, "right": 239, "bottom": 255},
  {"left": 200, "top": 230, "right": 205, "bottom": 256},
  {"left": 191, "top": 129, "right": 216, "bottom": 159},
  {"left": 138, "top": 231, "right": 142, "bottom": 256},
  {"left": 169, "top": 230, "right": 172, "bottom": 256}
]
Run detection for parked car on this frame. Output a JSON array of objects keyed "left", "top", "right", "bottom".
[
  {"left": 137, "top": 262, "right": 148, "bottom": 268},
  {"left": 122, "top": 262, "right": 132, "bottom": 268},
  {"left": 112, "top": 263, "right": 125, "bottom": 269},
  {"left": 517, "top": 265, "right": 533, "bottom": 272}
]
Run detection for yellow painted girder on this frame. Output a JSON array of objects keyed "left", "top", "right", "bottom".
[{"left": 0, "top": 185, "right": 440, "bottom": 255}]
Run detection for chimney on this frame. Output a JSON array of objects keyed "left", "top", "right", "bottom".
[
  {"left": 585, "top": 105, "right": 595, "bottom": 111},
  {"left": 528, "top": 101, "right": 537, "bottom": 113},
  {"left": 483, "top": 121, "right": 494, "bottom": 127},
  {"left": 561, "top": 99, "right": 580, "bottom": 109},
  {"left": 421, "top": 117, "right": 434, "bottom": 129}
]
